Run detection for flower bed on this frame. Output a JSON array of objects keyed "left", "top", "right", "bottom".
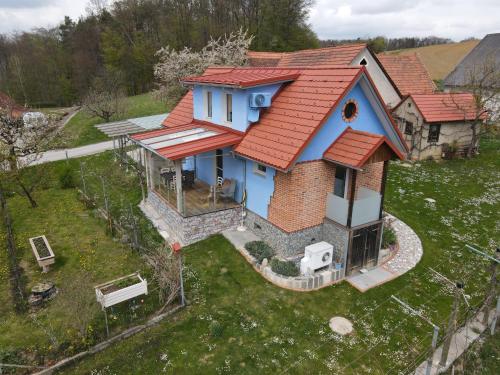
[
  {"left": 29, "top": 235, "right": 55, "bottom": 272},
  {"left": 95, "top": 273, "right": 148, "bottom": 309}
]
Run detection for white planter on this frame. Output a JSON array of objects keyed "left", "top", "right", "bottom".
[
  {"left": 95, "top": 273, "right": 148, "bottom": 309},
  {"left": 29, "top": 235, "right": 55, "bottom": 273}
]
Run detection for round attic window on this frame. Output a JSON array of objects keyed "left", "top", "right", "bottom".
[{"left": 342, "top": 100, "right": 358, "bottom": 123}]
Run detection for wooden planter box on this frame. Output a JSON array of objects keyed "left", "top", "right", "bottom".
[
  {"left": 29, "top": 235, "right": 55, "bottom": 273},
  {"left": 95, "top": 273, "right": 148, "bottom": 309}
]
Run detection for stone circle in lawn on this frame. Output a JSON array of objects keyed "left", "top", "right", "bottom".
[{"left": 329, "top": 317, "right": 353, "bottom": 335}]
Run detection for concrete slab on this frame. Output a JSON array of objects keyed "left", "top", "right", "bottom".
[
  {"left": 329, "top": 317, "right": 353, "bottom": 335},
  {"left": 347, "top": 268, "right": 395, "bottom": 292},
  {"left": 222, "top": 228, "right": 260, "bottom": 251}
]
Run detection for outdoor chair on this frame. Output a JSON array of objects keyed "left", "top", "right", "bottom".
[{"left": 219, "top": 179, "right": 236, "bottom": 201}]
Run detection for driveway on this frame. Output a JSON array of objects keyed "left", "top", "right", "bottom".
[{"left": 26, "top": 140, "right": 115, "bottom": 165}]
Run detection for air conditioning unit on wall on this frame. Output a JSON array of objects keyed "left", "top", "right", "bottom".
[
  {"left": 300, "top": 242, "right": 333, "bottom": 275},
  {"left": 249, "top": 93, "right": 272, "bottom": 108}
]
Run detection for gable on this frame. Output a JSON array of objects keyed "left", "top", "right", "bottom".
[{"left": 297, "top": 78, "right": 405, "bottom": 163}]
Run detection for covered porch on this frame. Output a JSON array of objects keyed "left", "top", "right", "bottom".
[{"left": 131, "top": 122, "right": 244, "bottom": 218}]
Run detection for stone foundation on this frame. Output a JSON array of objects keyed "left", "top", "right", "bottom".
[
  {"left": 147, "top": 190, "right": 242, "bottom": 245},
  {"left": 245, "top": 210, "right": 350, "bottom": 263}
]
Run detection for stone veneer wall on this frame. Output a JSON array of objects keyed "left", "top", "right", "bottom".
[
  {"left": 148, "top": 190, "right": 242, "bottom": 245},
  {"left": 245, "top": 210, "right": 350, "bottom": 260}
]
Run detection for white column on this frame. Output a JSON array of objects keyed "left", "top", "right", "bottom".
[{"left": 174, "top": 159, "right": 184, "bottom": 214}]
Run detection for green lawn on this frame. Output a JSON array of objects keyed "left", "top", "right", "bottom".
[
  {"left": 54, "top": 93, "right": 171, "bottom": 148},
  {"left": 55, "top": 136, "right": 499, "bottom": 374},
  {"left": 0, "top": 156, "right": 163, "bottom": 367}
]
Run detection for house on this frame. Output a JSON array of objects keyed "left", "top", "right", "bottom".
[
  {"left": 443, "top": 33, "right": 499, "bottom": 123},
  {"left": 131, "top": 66, "right": 407, "bottom": 277},
  {"left": 248, "top": 44, "right": 403, "bottom": 107},
  {"left": 0, "top": 91, "right": 27, "bottom": 118},
  {"left": 392, "top": 93, "right": 486, "bottom": 160}
]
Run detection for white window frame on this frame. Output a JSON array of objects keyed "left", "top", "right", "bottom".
[
  {"left": 204, "top": 90, "right": 213, "bottom": 119},
  {"left": 253, "top": 162, "right": 267, "bottom": 176},
  {"left": 224, "top": 93, "right": 233, "bottom": 123}
]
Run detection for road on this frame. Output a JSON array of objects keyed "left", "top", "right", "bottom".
[{"left": 26, "top": 140, "right": 115, "bottom": 165}]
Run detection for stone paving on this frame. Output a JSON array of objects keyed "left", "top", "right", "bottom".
[{"left": 348, "top": 213, "right": 423, "bottom": 292}]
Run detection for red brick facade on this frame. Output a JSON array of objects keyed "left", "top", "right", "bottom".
[
  {"left": 268, "top": 160, "right": 385, "bottom": 232},
  {"left": 355, "top": 161, "right": 384, "bottom": 198},
  {"left": 268, "top": 160, "right": 335, "bottom": 232}
]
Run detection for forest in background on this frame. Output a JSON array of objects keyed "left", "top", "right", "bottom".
[{"left": 0, "top": 0, "right": 477, "bottom": 108}]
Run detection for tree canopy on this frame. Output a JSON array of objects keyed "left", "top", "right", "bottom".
[{"left": 0, "top": 0, "right": 318, "bottom": 107}]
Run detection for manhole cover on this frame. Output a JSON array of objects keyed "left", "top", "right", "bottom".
[{"left": 329, "top": 317, "right": 353, "bottom": 335}]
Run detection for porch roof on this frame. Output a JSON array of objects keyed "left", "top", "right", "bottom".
[
  {"left": 323, "top": 127, "right": 405, "bottom": 169},
  {"left": 130, "top": 121, "right": 243, "bottom": 160}
]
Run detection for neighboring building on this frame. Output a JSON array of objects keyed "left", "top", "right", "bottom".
[
  {"left": 131, "top": 66, "right": 407, "bottom": 277},
  {"left": 0, "top": 91, "right": 27, "bottom": 118},
  {"left": 376, "top": 53, "right": 436, "bottom": 95},
  {"left": 443, "top": 33, "right": 500, "bottom": 123},
  {"left": 248, "top": 44, "right": 402, "bottom": 107},
  {"left": 392, "top": 93, "right": 486, "bottom": 160}
]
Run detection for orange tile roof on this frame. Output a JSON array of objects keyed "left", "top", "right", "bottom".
[
  {"left": 182, "top": 68, "right": 300, "bottom": 88},
  {"left": 404, "top": 93, "right": 486, "bottom": 123},
  {"left": 234, "top": 67, "right": 365, "bottom": 170},
  {"left": 161, "top": 91, "right": 193, "bottom": 128},
  {"left": 323, "top": 127, "right": 404, "bottom": 168},
  {"left": 247, "top": 44, "right": 366, "bottom": 68},
  {"left": 377, "top": 53, "right": 436, "bottom": 95}
]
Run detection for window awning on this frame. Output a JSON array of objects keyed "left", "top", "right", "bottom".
[
  {"left": 323, "top": 127, "right": 405, "bottom": 169},
  {"left": 130, "top": 121, "right": 243, "bottom": 160}
]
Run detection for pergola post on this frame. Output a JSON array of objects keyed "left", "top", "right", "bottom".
[{"left": 174, "top": 159, "right": 184, "bottom": 214}]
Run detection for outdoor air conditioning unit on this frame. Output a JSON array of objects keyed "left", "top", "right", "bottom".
[
  {"left": 249, "top": 93, "right": 272, "bottom": 108},
  {"left": 300, "top": 241, "right": 333, "bottom": 275}
]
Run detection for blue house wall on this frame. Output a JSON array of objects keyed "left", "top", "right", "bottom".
[
  {"left": 244, "top": 159, "right": 276, "bottom": 218},
  {"left": 192, "top": 84, "right": 281, "bottom": 132},
  {"left": 297, "top": 81, "right": 390, "bottom": 162}
]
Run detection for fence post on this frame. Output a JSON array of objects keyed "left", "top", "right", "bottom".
[{"left": 491, "top": 296, "right": 500, "bottom": 335}]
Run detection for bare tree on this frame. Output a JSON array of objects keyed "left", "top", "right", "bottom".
[
  {"left": 144, "top": 244, "right": 181, "bottom": 313},
  {"left": 82, "top": 72, "right": 126, "bottom": 123},
  {"left": 449, "top": 57, "right": 499, "bottom": 157},
  {"left": 154, "top": 28, "right": 253, "bottom": 100},
  {"left": 0, "top": 110, "right": 57, "bottom": 207}
]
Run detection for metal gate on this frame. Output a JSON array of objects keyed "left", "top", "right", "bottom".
[{"left": 347, "top": 224, "right": 380, "bottom": 274}]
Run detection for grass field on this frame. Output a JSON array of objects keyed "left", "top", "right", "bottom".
[
  {"left": 0, "top": 155, "right": 164, "bottom": 368},
  {"left": 54, "top": 92, "right": 171, "bottom": 148},
  {"left": 383, "top": 40, "right": 479, "bottom": 80},
  {"left": 57, "top": 136, "right": 499, "bottom": 375}
]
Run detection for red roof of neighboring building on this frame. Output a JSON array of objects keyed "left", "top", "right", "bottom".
[
  {"left": 131, "top": 120, "right": 243, "bottom": 160},
  {"left": 323, "top": 127, "right": 404, "bottom": 168},
  {"left": 0, "top": 91, "right": 27, "bottom": 118},
  {"left": 247, "top": 44, "right": 367, "bottom": 67},
  {"left": 402, "top": 93, "right": 486, "bottom": 123},
  {"left": 182, "top": 68, "right": 301, "bottom": 88},
  {"left": 376, "top": 53, "right": 436, "bottom": 95}
]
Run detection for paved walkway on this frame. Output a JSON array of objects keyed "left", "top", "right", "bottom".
[
  {"left": 25, "top": 140, "right": 114, "bottom": 166},
  {"left": 347, "top": 213, "right": 423, "bottom": 292}
]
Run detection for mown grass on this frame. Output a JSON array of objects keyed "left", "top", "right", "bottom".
[
  {"left": 0, "top": 154, "right": 163, "bottom": 368},
  {"left": 56, "top": 136, "right": 499, "bottom": 374},
  {"left": 54, "top": 93, "right": 170, "bottom": 148}
]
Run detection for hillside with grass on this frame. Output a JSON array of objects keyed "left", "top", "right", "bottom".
[{"left": 382, "top": 40, "right": 479, "bottom": 80}]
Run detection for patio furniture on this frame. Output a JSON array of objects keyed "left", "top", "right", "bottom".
[{"left": 219, "top": 179, "right": 236, "bottom": 201}]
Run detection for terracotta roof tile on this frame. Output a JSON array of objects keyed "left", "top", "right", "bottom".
[
  {"left": 182, "top": 67, "right": 300, "bottom": 87},
  {"left": 247, "top": 44, "right": 366, "bottom": 67},
  {"left": 323, "top": 128, "right": 404, "bottom": 168},
  {"left": 405, "top": 93, "right": 486, "bottom": 123},
  {"left": 377, "top": 53, "right": 436, "bottom": 95},
  {"left": 234, "top": 67, "right": 363, "bottom": 170},
  {"left": 161, "top": 91, "right": 194, "bottom": 128}
]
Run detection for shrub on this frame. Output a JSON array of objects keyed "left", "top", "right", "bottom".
[
  {"left": 382, "top": 226, "right": 397, "bottom": 248},
  {"left": 209, "top": 320, "right": 223, "bottom": 338},
  {"left": 270, "top": 258, "right": 300, "bottom": 277},
  {"left": 244, "top": 241, "right": 274, "bottom": 264},
  {"left": 59, "top": 165, "right": 76, "bottom": 189}
]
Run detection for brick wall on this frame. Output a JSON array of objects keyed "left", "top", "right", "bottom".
[
  {"left": 355, "top": 161, "right": 384, "bottom": 198},
  {"left": 268, "top": 160, "right": 335, "bottom": 232}
]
